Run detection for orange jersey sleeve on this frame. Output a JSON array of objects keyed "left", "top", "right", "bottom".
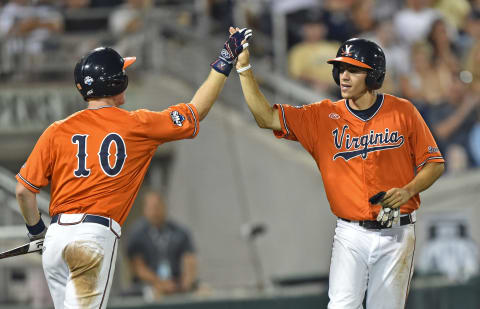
[
  {"left": 16, "top": 103, "right": 199, "bottom": 225},
  {"left": 273, "top": 94, "right": 444, "bottom": 221},
  {"left": 133, "top": 103, "right": 199, "bottom": 143},
  {"left": 16, "top": 125, "right": 54, "bottom": 193}
]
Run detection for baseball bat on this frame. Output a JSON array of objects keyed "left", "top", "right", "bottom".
[{"left": 0, "top": 239, "right": 43, "bottom": 259}]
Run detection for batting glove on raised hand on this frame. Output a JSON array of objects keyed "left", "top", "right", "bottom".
[{"left": 211, "top": 27, "right": 253, "bottom": 76}]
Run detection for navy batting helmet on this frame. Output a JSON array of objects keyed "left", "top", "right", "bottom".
[
  {"left": 74, "top": 47, "right": 136, "bottom": 101},
  {"left": 327, "top": 38, "right": 386, "bottom": 90}
]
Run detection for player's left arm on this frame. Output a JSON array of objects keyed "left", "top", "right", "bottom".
[
  {"left": 15, "top": 182, "right": 47, "bottom": 240},
  {"left": 381, "top": 161, "right": 445, "bottom": 209},
  {"left": 190, "top": 27, "right": 252, "bottom": 121}
]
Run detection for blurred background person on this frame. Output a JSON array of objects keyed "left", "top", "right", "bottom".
[
  {"left": 126, "top": 190, "right": 197, "bottom": 300},
  {"left": 417, "top": 219, "right": 480, "bottom": 283},
  {"left": 109, "top": 0, "right": 152, "bottom": 58},
  {"left": 287, "top": 17, "right": 339, "bottom": 96},
  {"left": 428, "top": 72, "right": 480, "bottom": 171},
  {"left": 0, "top": 0, "right": 63, "bottom": 78},
  {"left": 362, "top": 18, "right": 409, "bottom": 95},
  {"left": 393, "top": 0, "right": 440, "bottom": 46}
]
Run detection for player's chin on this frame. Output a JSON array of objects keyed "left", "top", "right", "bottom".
[{"left": 340, "top": 90, "right": 353, "bottom": 99}]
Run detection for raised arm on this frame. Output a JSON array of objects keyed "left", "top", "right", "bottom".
[
  {"left": 236, "top": 46, "right": 281, "bottom": 131},
  {"left": 190, "top": 27, "right": 252, "bottom": 121},
  {"left": 190, "top": 70, "right": 227, "bottom": 121}
]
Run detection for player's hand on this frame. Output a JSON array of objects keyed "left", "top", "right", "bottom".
[
  {"left": 376, "top": 188, "right": 412, "bottom": 227},
  {"left": 380, "top": 188, "right": 412, "bottom": 210},
  {"left": 236, "top": 34, "right": 251, "bottom": 69},
  {"left": 211, "top": 27, "right": 253, "bottom": 76}
]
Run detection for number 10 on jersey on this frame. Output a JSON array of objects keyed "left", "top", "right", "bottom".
[{"left": 72, "top": 133, "right": 127, "bottom": 178}]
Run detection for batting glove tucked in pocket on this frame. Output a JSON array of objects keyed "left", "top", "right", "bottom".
[{"left": 211, "top": 27, "right": 253, "bottom": 76}]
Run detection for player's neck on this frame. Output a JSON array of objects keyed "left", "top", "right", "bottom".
[
  {"left": 348, "top": 91, "right": 376, "bottom": 111},
  {"left": 87, "top": 99, "right": 115, "bottom": 109}
]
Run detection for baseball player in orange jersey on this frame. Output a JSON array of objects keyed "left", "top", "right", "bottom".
[
  {"left": 15, "top": 27, "right": 252, "bottom": 308},
  {"left": 236, "top": 37, "right": 445, "bottom": 308}
]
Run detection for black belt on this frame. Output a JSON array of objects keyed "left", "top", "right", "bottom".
[
  {"left": 339, "top": 214, "right": 414, "bottom": 230},
  {"left": 51, "top": 214, "right": 110, "bottom": 228}
]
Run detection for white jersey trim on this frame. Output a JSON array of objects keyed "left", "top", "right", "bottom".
[
  {"left": 416, "top": 156, "right": 444, "bottom": 170},
  {"left": 17, "top": 173, "right": 40, "bottom": 191},
  {"left": 86, "top": 106, "right": 115, "bottom": 110},
  {"left": 279, "top": 104, "right": 290, "bottom": 137},
  {"left": 186, "top": 104, "right": 198, "bottom": 138},
  {"left": 345, "top": 94, "right": 384, "bottom": 122}
]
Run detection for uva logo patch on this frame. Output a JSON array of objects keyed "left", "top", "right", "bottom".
[
  {"left": 170, "top": 111, "right": 185, "bottom": 127},
  {"left": 341, "top": 45, "right": 353, "bottom": 56},
  {"left": 84, "top": 76, "right": 93, "bottom": 85}
]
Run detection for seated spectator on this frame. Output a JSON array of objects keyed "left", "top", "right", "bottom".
[
  {"left": 0, "top": 0, "right": 63, "bottom": 76},
  {"left": 400, "top": 41, "right": 449, "bottom": 109},
  {"left": 393, "top": 0, "right": 440, "bottom": 46},
  {"left": 62, "top": 0, "right": 109, "bottom": 33},
  {"left": 320, "top": 0, "right": 357, "bottom": 43},
  {"left": 428, "top": 73, "right": 480, "bottom": 170},
  {"left": 362, "top": 18, "right": 409, "bottom": 95},
  {"left": 427, "top": 17, "right": 461, "bottom": 72},
  {"left": 434, "top": 0, "right": 471, "bottom": 31},
  {"left": 350, "top": 0, "right": 376, "bottom": 35},
  {"left": 108, "top": 0, "right": 151, "bottom": 57},
  {"left": 457, "top": 9, "right": 480, "bottom": 60},
  {"left": 127, "top": 190, "right": 197, "bottom": 299},
  {"left": 288, "top": 19, "right": 339, "bottom": 95},
  {"left": 464, "top": 41, "right": 480, "bottom": 93},
  {"left": 417, "top": 219, "right": 479, "bottom": 282}
]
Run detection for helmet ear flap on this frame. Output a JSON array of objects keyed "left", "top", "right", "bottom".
[
  {"left": 332, "top": 65, "right": 340, "bottom": 86},
  {"left": 366, "top": 70, "right": 385, "bottom": 90}
]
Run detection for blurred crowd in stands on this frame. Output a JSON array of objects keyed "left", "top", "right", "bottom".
[
  {"left": 0, "top": 0, "right": 479, "bottom": 173},
  {"left": 234, "top": 0, "right": 480, "bottom": 174}
]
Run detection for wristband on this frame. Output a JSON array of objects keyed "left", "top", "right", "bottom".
[
  {"left": 236, "top": 64, "right": 251, "bottom": 73},
  {"left": 26, "top": 216, "right": 46, "bottom": 235},
  {"left": 211, "top": 58, "right": 233, "bottom": 76}
]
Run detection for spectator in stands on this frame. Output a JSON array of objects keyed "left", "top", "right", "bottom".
[
  {"left": 393, "top": 0, "right": 440, "bottom": 46},
  {"left": 350, "top": 0, "right": 376, "bottom": 36},
  {"left": 427, "top": 18, "right": 460, "bottom": 72},
  {"left": 288, "top": 18, "right": 339, "bottom": 96},
  {"left": 319, "top": 0, "right": 357, "bottom": 43},
  {"left": 127, "top": 190, "right": 197, "bottom": 299},
  {"left": 417, "top": 219, "right": 479, "bottom": 282},
  {"left": 108, "top": 0, "right": 152, "bottom": 58},
  {"left": 400, "top": 41, "right": 448, "bottom": 111},
  {"left": 0, "top": 0, "right": 63, "bottom": 76},
  {"left": 463, "top": 31, "right": 480, "bottom": 93},
  {"left": 428, "top": 73, "right": 480, "bottom": 170},
  {"left": 433, "top": 0, "right": 471, "bottom": 31},
  {"left": 62, "top": 0, "right": 109, "bottom": 33},
  {"left": 362, "top": 18, "right": 409, "bottom": 95}
]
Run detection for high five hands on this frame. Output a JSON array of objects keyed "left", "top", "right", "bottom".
[{"left": 211, "top": 27, "right": 253, "bottom": 76}]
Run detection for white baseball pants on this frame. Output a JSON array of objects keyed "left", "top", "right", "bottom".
[
  {"left": 42, "top": 214, "right": 121, "bottom": 309},
  {"left": 328, "top": 218, "right": 415, "bottom": 309}
]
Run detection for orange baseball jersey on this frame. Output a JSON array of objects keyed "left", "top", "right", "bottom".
[
  {"left": 16, "top": 103, "right": 199, "bottom": 225},
  {"left": 273, "top": 94, "right": 444, "bottom": 220}
]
